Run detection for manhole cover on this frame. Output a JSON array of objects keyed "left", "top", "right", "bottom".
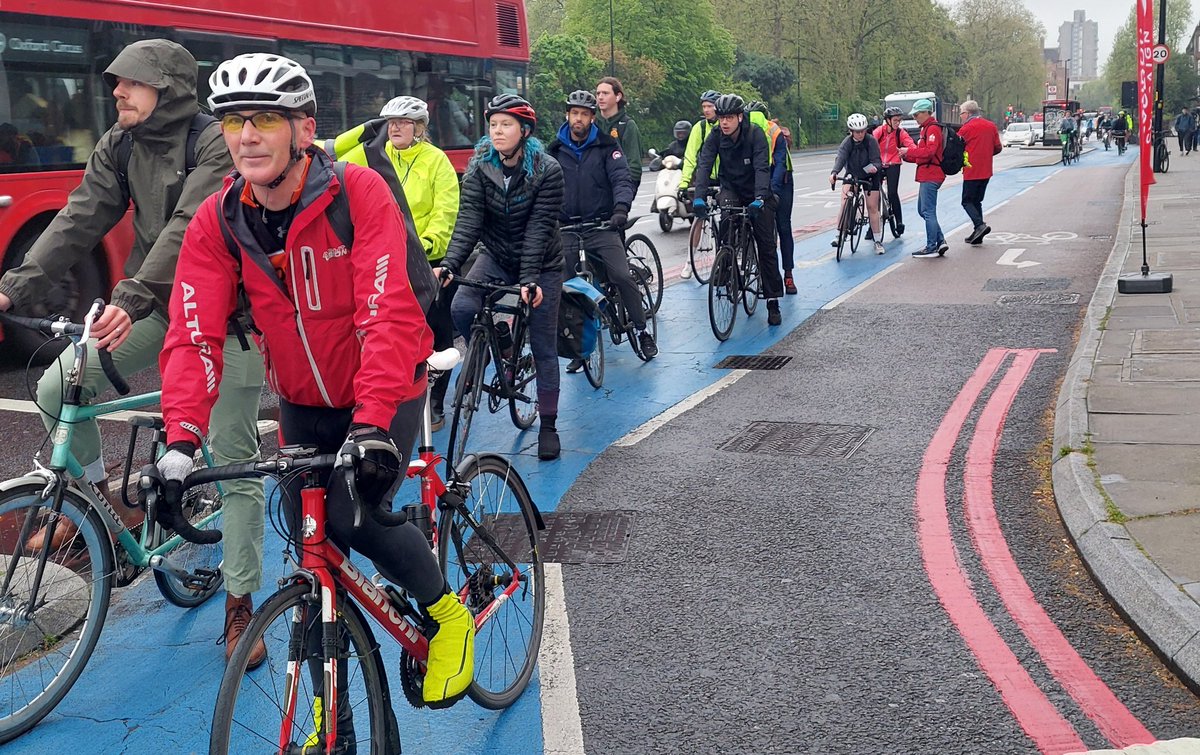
[
  {"left": 483, "top": 511, "right": 633, "bottom": 564},
  {"left": 983, "top": 277, "right": 1071, "bottom": 292},
  {"left": 996, "top": 292, "right": 1082, "bottom": 305},
  {"left": 715, "top": 355, "right": 792, "bottom": 370},
  {"left": 720, "top": 421, "right": 874, "bottom": 458}
]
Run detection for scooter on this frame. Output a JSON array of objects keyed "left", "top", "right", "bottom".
[{"left": 649, "top": 149, "right": 693, "bottom": 233}]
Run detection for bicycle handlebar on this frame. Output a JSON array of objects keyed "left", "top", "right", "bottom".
[
  {"left": 560, "top": 219, "right": 615, "bottom": 234},
  {"left": 0, "top": 303, "right": 131, "bottom": 395}
]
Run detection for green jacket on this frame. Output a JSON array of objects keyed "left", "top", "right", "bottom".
[
  {"left": 680, "top": 118, "right": 718, "bottom": 189},
  {"left": 594, "top": 108, "right": 642, "bottom": 185},
  {"left": 330, "top": 121, "right": 459, "bottom": 262},
  {"left": 0, "top": 39, "right": 232, "bottom": 320}
]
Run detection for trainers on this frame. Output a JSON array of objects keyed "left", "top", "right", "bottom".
[
  {"left": 565, "top": 358, "right": 584, "bottom": 374},
  {"left": 895, "top": 223, "right": 905, "bottom": 236},
  {"left": 864, "top": 230, "right": 874, "bottom": 242},
  {"left": 784, "top": 275, "right": 797, "bottom": 295},
  {"left": 767, "top": 299, "right": 781, "bottom": 326},
  {"left": 430, "top": 409, "right": 445, "bottom": 432},
  {"left": 224, "top": 593, "right": 267, "bottom": 670},
  {"left": 830, "top": 237, "right": 839, "bottom": 248},
  {"left": 912, "top": 248, "right": 938, "bottom": 258},
  {"left": 974, "top": 224, "right": 991, "bottom": 244},
  {"left": 422, "top": 592, "right": 475, "bottom": 708},
  {"left": 538, "top": 427, "right": 561, "bottom": 460},
  {"left": 637, "top": 330, "right": 658, "bottom": 359},
  {"left": 874, "top": 241, "right": 885, "bottom": 255},
  {"left": 936, "top": 242, "right": 949, "bottom": 256}
]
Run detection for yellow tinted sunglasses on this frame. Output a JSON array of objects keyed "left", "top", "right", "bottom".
[{"left": 220, "top": 111, "right": 298, "bottom": 133}]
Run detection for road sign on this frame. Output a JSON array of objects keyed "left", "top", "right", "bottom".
[
  {"left": 1152, "top": 44, "right": 1170, "bottom": 63},
  {"left": 1047, "top": 85, "right": 1058, "bottom": 95}
]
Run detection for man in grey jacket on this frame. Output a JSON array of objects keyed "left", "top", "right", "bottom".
[{"left": 0, "top": 39, "right": 268, "bottom": 668}]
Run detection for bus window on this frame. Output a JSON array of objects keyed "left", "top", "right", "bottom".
[{"left": 416, "top": 55, "right": 482, "bottom": 149}]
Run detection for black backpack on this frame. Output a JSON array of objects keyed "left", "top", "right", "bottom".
[
  {"left": 115, "top": 112, "right": 218, "bottom": 205},
  {"left": 938, "top": 123, "right": 966, "bottom": 176}
]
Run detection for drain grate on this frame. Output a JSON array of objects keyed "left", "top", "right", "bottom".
[
  {"left": 983, "top": 277, "right": 1071, "bottom": 292},
  {"left": 996, "top": 292, "right": 1081, "bottom": 305},
  {"left": 482, "top": 511, "right": 633, "bottom": 564},
  {"left": 720, "top": 421, "right": 874, "bottom": 458},
  {"left": 715, "top": 355, "right": 792, "bottom": 370}
]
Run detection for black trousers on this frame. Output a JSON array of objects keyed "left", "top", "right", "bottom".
[
  {"left": 1179, "top": 130, "right": 1194, "bottom": 152},
  {"left": 883, "top": 164, "right": 904, "bottom": 228},
  {"left": 961, "top": 178, "right": 990, "bottom": 230},
  {"left": 426, "top": 261, "right": 456, "bottom": 413}
]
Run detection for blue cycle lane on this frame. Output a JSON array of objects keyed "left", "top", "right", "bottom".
[{"left": 9, "top": 148, "right": 1125, "bottom": 754}]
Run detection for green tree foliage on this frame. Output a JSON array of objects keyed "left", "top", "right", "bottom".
[
  {"left": 527, "top": 0, "right": 567, "bottom": 40},
  {"left": 1104, "top": 0, "right": 1197, "bottom": 112},
  {"left": 950, "top": 0, "right": 1045, "bottom": 119},
  {"left": 1075, "top": 78, "right": 1116, "bottom": 111},
  {"left": 528, "top": 33, "right": 604, "bottom": 140},
  {"left": 732, "top": 48, "right": 795, "bottom": 101}
]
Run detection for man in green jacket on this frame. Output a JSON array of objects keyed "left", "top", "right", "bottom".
[
  {"left": 595, "top": 76, "right": 643, "bottom": 191},
  {"left": 0, "top": 39, "right": 268, "bottom": 668},
  {"left": 678, "top": 89, "right": 721, "bottom": 194}
]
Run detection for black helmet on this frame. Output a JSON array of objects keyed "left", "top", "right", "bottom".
[
  {"left": 700, "top": 89, "right": 722, "bottom": 104},
  {"left": 714, "top": 94, "right": 745, "bottom": 117},
  {"left": 565, "top": 89, "right": 597, "bottom": 112},
  {"left": 485, "top": 93, "right": 537, "bottom": 134},
  {"left": 673, "top": 120, "right": 692, "bottom": 138},
  {"left": 883, "top": 106, "right": 904, "bottom": 118},
  {"left": 746, "top": 100, "right": 769, "bottom": 116}
]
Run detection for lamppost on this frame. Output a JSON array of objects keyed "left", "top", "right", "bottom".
[
  {"left": 1063, "top": 58, "right": 1072, "bottom": 104},
  {"left": 608, "top": 0, "right": 615, "bottom": 76}
]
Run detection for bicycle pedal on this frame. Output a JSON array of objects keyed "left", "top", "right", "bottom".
[{"left": 182, "top": 568, "right": 220, "bottom": 591}]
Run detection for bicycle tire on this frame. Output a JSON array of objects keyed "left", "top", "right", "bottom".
[
  {"left": 835, "top": 197, "right": 855, "bottom": 263},
  {"left": 849, "top": 193, "right": 866, "bottom": 254},
  {"left": 737, "top": 234, "right": 760, "bottom": 317},
  {"left": 625, "top": 233, "right": 663, "bottom": 315},
  {"left": 688, "top": 218, "right": 715, "bottom": 284},
  {"left": 448, "top": 332, "right": 488, "bottom": 469},
  {"left": 885, "top": 194, "right": 900, "bottom": 239},
  {"left": 707, "top": 246, "right": 739, "bottom": 341},
  {"left": 152, "top": 466, "right": 224, "bottom": 608},
  {"left": 210, "top": 581, "right": 394, "bottom": 754},
  {"left": 581, "top": 330, "right": 604, "bottom": 389},
  {"left": 629, "top": 274, "right": 658, "bottom": 362},
  {"left": 0, "top": 484, "right": 113, "bottom": 744},
  {"left": 443, "top": 453, "right": 544, "bottom": 709},
  {"left": 506, "top": 321, "right": 538, "bottom": 431}
]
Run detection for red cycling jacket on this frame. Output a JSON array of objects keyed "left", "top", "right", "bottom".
[
  {"left": 872, "top": 123, "right": 915, "bottom": 166},
  {"left": 957, "top": 115, "right": 1003, "bottom": 181},
  {"left": 160, "top": 151, "right": 433, "bottom": 446},
  {"left": 903, "top": 117, "right": 946, "bottom": 184}
]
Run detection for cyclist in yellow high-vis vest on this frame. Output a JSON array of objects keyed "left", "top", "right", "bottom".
[{"left": 747, "top": 101, "right": 796, "bottom": 294}]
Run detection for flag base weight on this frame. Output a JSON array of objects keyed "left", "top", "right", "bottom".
[{"left": 1118, "top": 271, "right": 1173, "bottom": 294}]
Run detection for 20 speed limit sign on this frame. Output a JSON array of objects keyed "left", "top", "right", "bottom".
[{"left": 1152, "top": 44, "right": 1170, "bottom": 63}]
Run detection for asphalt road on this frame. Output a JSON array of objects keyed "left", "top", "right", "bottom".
[{"left": 0, "top": 138, "right": 1197, "bottom": 753}]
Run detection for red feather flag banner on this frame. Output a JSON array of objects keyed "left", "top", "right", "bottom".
[{"left": 1138, "top": 0, "right": 1155, "bottom": 219}]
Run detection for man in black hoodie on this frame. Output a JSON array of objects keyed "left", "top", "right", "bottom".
[{"left": 548, "top": 90, "right": 657, "bottom": 362}]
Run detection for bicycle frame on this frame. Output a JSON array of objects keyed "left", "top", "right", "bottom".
[
  {"left": 464, "top": 289, "right": 534, "bottom": 403},
  {"left": 562, "top": 222, "right": 634, "bottom": 332}
]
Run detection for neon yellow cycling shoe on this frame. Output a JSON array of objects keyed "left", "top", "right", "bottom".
[
  {"left": 302, "top": 695, "right": 356, "bottom": 754},
  {"left": 422, "top": 592, "right": 475, "bottom": 708},
  {"left": 302, "top": 696, "right": 324, "bottom": 752}
]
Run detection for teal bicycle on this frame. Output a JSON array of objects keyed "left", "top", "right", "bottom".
[{"left": 0, "top": 301, "right": 225, "bottom": 743}]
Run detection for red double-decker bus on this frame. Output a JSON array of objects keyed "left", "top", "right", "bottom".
[{"left": 0, "top": 0, "right": 528, "bottom": 356}]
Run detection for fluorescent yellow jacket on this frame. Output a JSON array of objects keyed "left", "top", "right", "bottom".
[
  {"left": 680, "top": 118, "right": 718, "bottom": 190},
  {"left": 329, "top": 122, "right": 460, "bottom": 262}
]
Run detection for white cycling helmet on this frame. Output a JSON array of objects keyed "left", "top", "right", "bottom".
[
  {"left": 847, "top": 113, "right": 869, "bottom": 131},
  {"left": 208, "top": 53, "right": 316, "bottom": 115},
  {"left": 380, "top": 96, "right": 429, "bottom": 123}
]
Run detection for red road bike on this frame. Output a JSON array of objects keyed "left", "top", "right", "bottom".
[{"left": 173, "top": 350, "right": 545, "bottom": 753}]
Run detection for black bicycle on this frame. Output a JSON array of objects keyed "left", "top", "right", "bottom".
[
  {"left": 446, "top": 278, "right": 537, "bottom": 467},
  {"left": 624, "top": 228, "right": 663, "bottom": 315},
  {"left": 562, "top": 220, "right": 658, "bottom": 388},
  {"left": 1154, "top": 129, "right": 1170, "bottom": 173},
  {"left": 706, "top": 203, "right": 757, "bottom": 341},
  {"left": 833, "top": 175, "right": 872, "bottom": 262}
]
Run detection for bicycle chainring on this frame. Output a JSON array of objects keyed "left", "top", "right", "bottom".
[
  {"left": 487, "top": 374, "right": 503, "bottom": 413},
  {"left": 399, "top": 645, "right": 426, "bottom": 709}
]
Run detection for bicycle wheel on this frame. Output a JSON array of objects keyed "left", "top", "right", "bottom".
[
  {"left": 849, "top": 193, "right": 866, "bottom": 254},
  {"left": 707, "top": 246, "right": 739, "bottom": 341},
  {"left": 506, "top": 322, "right": 538, "bottom": 431},
  {"left": 737, "top": 235, "right": 760, "bottom": 317},
  {"left": 210, "top": 581, "right": 394, "bottom": 754},
  {"left": 688, "top": 218, "right": 715, "bottom": 284},
  {"left": 448, "top": 332, "right": 488, "bottom": 469},
  {"left": 625, "top": 234, "right": 663, "bottom": 316},
  {"left": 628, "top": 275, "right": 658, "bottom": 362},
  {"left": 581, "top": 330, "right": 604, "bottom": 389},
  {"left": 0, "top": 483, "right": 113, "bottom": 744},
  {"left": 835, "top": 197, "right": 855, "bottom": 263},
  {"left": 152, "top": 463, "right": 224, "bottom": 608},
  {"left": 443, "top": 453, "right": 544, "bottom": 709}
]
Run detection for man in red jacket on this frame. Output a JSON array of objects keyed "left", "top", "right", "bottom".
[
  {"left": 899, "top": 98, "right": 947, "bottom": 258},
  {"left": 157, "top": 53, "right": 475, "bottom": 725},
  {"left": 957, "top": 100, "right": 1002, "bottom": 245}
]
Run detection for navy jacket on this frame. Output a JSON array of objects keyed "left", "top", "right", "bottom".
[
  {"left": 546, "top": 123, "right": 635, "bottom": 222},
  {"left": 693, "top": 118, "right": 770, "bottom": 201}
]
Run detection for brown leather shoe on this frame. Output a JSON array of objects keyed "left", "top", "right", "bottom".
[
  {"left": 25, "top": 515, "right": 80, "bottom": 553},
  {"left": 225, "top": 593, "right": 267, "bottom": 669}
]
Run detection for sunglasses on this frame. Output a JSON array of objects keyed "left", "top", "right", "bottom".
[{"left": 220, "top": 111, "right": 299, "bottom": 134}]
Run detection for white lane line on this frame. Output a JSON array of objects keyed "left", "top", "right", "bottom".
[
  {"left": 613, "top": 369, "right": 750, "bottom": 447},
  {"left": 0, "top": 396, "right": 158, "bottom": 423},
  {"left": 820, "top": 262, "right": 904, "bottom": 310},
  {"left": 540, "top": 563, "right": 586, "bottom": 755}
]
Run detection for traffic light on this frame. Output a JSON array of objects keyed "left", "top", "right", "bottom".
[{"left": 1122, "top": 81, "right": 1136, "bottom": 108}]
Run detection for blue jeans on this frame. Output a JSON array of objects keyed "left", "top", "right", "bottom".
[{"left": 918, "top": 180, "right": 944, "bottom": 249}]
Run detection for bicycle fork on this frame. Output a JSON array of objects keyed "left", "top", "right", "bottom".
[{"left": 0, "top": 478, "right": 76, "bottom": 626}]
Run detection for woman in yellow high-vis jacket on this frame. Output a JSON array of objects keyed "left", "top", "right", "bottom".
[{"left": 328, "top": 96, "right": 460, "bottom": 427}]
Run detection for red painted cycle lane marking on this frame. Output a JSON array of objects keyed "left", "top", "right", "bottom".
[
  {"left": 964, "top": 348, "right": 1155, "bottom": 749},
  {"left": 916, "top": 348, "right": 1087, "bottom": 754}
]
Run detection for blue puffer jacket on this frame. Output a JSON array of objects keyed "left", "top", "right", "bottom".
[
  {"left": 546, "top": 122, "right": 635, "bottom": 223},
  {"left": 444, "top": 136, "right": 565, "bottom": 282}
]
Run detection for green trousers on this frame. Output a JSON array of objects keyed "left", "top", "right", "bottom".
[{"left": 36, "top": 311, "right": 267, "bottom": 595}]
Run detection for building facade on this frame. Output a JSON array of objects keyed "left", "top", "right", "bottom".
[{"left": 1057, "top": 10, "right": 1099, "bottom": 82}]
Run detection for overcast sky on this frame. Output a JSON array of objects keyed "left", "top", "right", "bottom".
[{"left": 940, "top": 1, "right": 1195, "bottom": 70}]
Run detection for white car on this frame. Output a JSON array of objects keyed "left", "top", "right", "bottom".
[{"left": 1001, "top": 122, "right": 1035, "bottom": 147}]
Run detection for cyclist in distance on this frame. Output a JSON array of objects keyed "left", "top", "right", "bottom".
[
  {"left": 435, "top": 94, "right": 566, "bottom": 461},
  {"left": 829, "top": 113, "right": 885, "bottom": 255},
  {"left": 1059, "top": 111, "right": 1078, "bottom": 154},
  {"left": 156, "top": 54, "right": 475, "bottom": 727},
  {"left": 548, "top": 90, "right": 657, "bottom": 363},
  {"left": 678, "top": 89, "right": 721, "bottom": 196},
  {"left": 873, "top": 106, "right": 914, "bottom": 237},
  {"left": 0, "top": 39, "right": 269, "bottom": 669},
  {"left": 327, "top": 95, "right": 460, "bottom": 431},
  {"left": 693, "top": 93, "right": 785, "bottom": 326}
]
